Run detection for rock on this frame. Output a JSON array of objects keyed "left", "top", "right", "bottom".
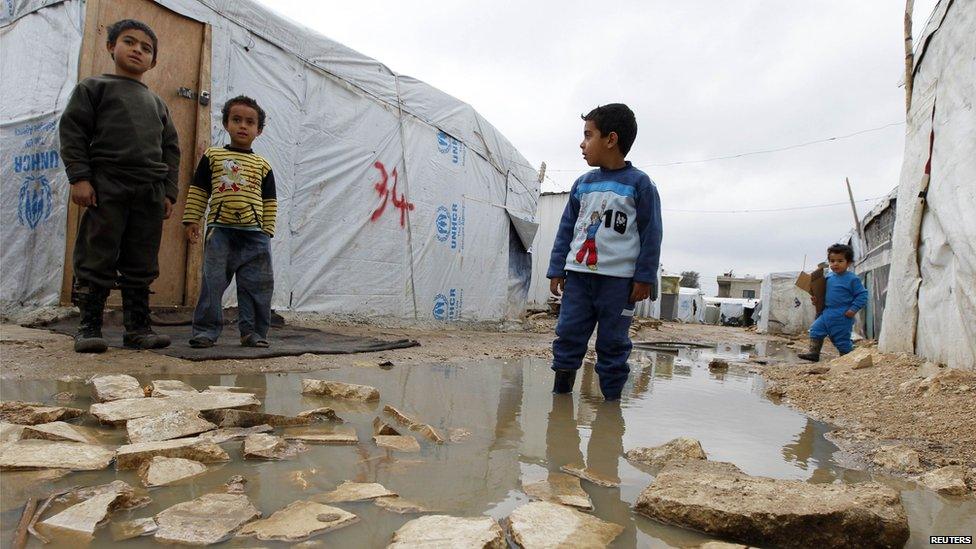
[
  {"left": 197, "top": 424, "right": 273, "bottom": 443},
  {"left": 151, "top": 379, "right": 198, "bottom": 397},
  {"left": 301, "top": 379, "right": 380, "bottom": 401},
  {"left": 91, "top": 374, "right": 144, "bottom": 402},
  {"left": 243, "top": 433, "right": 308, "bottom": 460},
  {"left": 313, "top": 481, "right": 396, "bottom": 503},
  {"left": 919, "top": 466, "right": 969, "bottom": 496},
  {"left": 297, "top": 407, "right": 343, "bottom": 422},
  {"left": 224, "top": 475, "right": 247, "bottom": 494},
  {"left": 374, "top": 435, "right": 421, "bottom": 452},
  {"left": 90, "top": 392, "right": 259, "bottom": 424},
  {"left": 507, "top": 501, "right": 623, "bottom": 548},
  {"left": 237, "top": 500, "right": 359, "bottom": 542},
  {"left": 59, "top": 480, "right": 149, "bottom": 511},
  {"left": 285, "top": 426, "right": 359, "bottom": 445},
  {"left": 0, "top": 440, "right": 114, "bottom": 470},
  {"left": 20, "top": 421, "right": 102, "bottom": 444},
  {"left": 205, "top": 385, "right": 258, "bottom": 393},
  {"left": 138, "top": 456, "right": 208, "bottom": 487},
  {"left": 917, "top": 361, "right": 942, "bottom": 379},
  {"left": 111, "top": 518, "right": 158, "bottom": 541},
  {"left": 0, "top": 401, "right": 84, "bottom": 425},
  {"left": 559, "top": 465, "right": 620, "bottom": 487},
  {"left": 383, "top": 405, "right": 445, "bottom": 444},
  {"left": 828, "top": 348, "right": 876, "bottom": 371},
  {"left": 41, "top": 481, "right": 142, "bottom": 535},
  {"left": 374, "top": 417, "right": 401, "bottom": 435},
  {"left": 126, "top": 409, "right": 217, "bottom": 443},
  {"left": 51, "top": 391, "right": 75, "bottom": 402},
  {"left": 708, "top": 359, "right": 729, "bottom": 370},
  {"left": 412, "top": 423, "right": 445, "bottom": 444},
  {"left": 154, "top": 493, "right": 261, "bottom": 545},
  {"left": 202, "top": 408, "right": 314, "bottom": 428},
  {"left": 449, "top": 428, "right": 472, "bottom": 443},
  {"left": 625, "top": 437, "right": 708, "bottom": 468},
  {"left": 633, "top": 460, "right": 910, "bottom": 549},
  {"left": 374, "top": 496, "right": 433, "bottom": 514},
  {"left": 115, "top": 437, "right": 230, "bottom": 470},
  {"left": 389, "top": 515, "right": 505, "bottom": 549},
  {"left": 764, "top": 384, "right": 786, "bottom": 399},
  {"left": 0, "top": 422, "right": 25, "bottom": 442},
  {"left": 872, "top": 445, "right": 922, "bottom": 473},
  {"left": 384, "top": 405, "right": 420, "bottom": 427},
  {"left": 523, "top": 472, "right": 593, "bottom": 510},
  {"left": 804, "top": 366, "right": 830, "bottom": 375}
]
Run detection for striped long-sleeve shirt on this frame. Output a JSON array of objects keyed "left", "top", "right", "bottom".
[{"left": 182, "top": 145, "right": 277, "bottom": 236}]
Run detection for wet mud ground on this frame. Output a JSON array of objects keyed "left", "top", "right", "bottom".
[{"left": 2, "top": 339, "right": 974, "bottom": 547}]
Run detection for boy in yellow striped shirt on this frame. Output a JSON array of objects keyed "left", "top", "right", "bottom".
[{"left": 182, "top": 96, "right": 277, "bottom": 348}]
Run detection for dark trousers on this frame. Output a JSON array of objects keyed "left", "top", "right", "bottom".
[
  {"left": 552, "top": 271, "right": 635, "bottom": 399},
  {"left": 192, "top": 227, "right": 274, "bottom": 340},
  {"left": 73, "top": 176, "right": 165, "bottom": 289}
]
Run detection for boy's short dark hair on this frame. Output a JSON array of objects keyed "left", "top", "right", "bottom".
[
  {"left": 222, "top": 95, "right": 267, "bottom": 130},
  {"left": 582, "top": 103, "right": 638, "bottom": 156},
  {"left": 107, "top": 20, "right": 158, "bottom": 63},
  {"left": 827, "top": 243, "right": 855, "bottom": 262}
]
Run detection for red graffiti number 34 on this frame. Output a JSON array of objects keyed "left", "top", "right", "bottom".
[{"left": 370, "top": 161, "right": 414, "bottom": 227}]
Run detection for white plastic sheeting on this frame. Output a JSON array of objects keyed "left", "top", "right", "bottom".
[
  {"left": 0, "top": 0, "right": 540, "bottom": 321},
  {"left": 756, "top": 272, "right": 816, "bottom": 335},
  {"left": 528, "top": 192, "right": 569, "bottom": 307},
  {"left": 675, "top": 287, "right": 704, "bottom": 323},
  {"left": 879, "top": 0, "right": 976, "bottom": 369}
]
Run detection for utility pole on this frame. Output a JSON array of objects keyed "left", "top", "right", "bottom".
[
  {"left": 537, "top": 162, "right": 547, "bottom": 186},
  {"left": 904, "top": 0, "right": 915, "bottom": 115},
  {"left": 846, "top": 178, "right": 867, "bottom": 256}
]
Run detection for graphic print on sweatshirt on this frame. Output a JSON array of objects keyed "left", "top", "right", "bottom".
[{"left": 566, "top": 182, "right": 639, "bottom": 277}]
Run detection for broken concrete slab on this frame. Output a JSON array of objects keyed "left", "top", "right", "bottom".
[
  {"left": 507, "top": 501, "right": 624, "bottom": 548},
  {"left": 115, "top": 438, "right": 230, "bottom": 470},
  {"left": 243, "top": 433, "right": 309, "bottom": 460},
  {"left": 151, "top": 379, "right": 198, "bottom": 397},
  {"left": 918, "top": 465, "right": 970, "bottom": 496},
  {"left": 0, "top": 401, "right": 84, "bottom": 425},
  {"left": 374, "top": 417, "right": 400, "bottom": 435},
  {"left": 383, "top": 405, "right": 445, "bottom": 444},
  {"left": 41, "top": 481, "right": 142, "bottom": 535},
  {"left": 301, "top": 378, "right": 380, "bottom": 401},
  {"left": 90, "top": 392, "right": 259, "bottom": 424},
  {"left": 634, "top": 460, "right": 910, "bottom": 549},
  {"left": 138, "top": 456, "right": 208, "bottom": 487},
  {"left": 285, "top": 425, "right": 359, "bottom": 445},
  {"left": 126, "top": 409, "right": 217, "bottom": 444},
  {"left": 872, "top": 444, "right": 922, "bottom": 473},
  {"left": 111, "top": 517, "right": 158, "bottom": 541},
  {"left": 389, "top": 515, "right": 505, "bottom": 549},
  {"left": 374, "top": 435, "right": 421, "bottom": 453},
  {"left": 237, "top": 500, "right": 359, "bottom": 542},
  {"left": 59, "top": 480, "right": 150, "bottom": 511},
  {"left": 828, "top": 347, "right": 877, "bottom": 371},
  {"left": 559, "top": 465, "right": 620, "bottom": 488},
  {"left": 625, "top": 437, "right": 708, "bottom": 468},
  {"left": 91, "top": 374, "right": 144, "bottom": 402},
  {"left": 374, "top": 496, "right": 434, "bottom": 514},
  {"left": 522, "top": 472, "right": 593, "bottom": 510},
  {"left": 197, "top": 424, "right": 273, "bottom": 444},
  {"left": 0, "top": 440, "right": 114, "bottom": 470},
  {"left": 297, "top": 407, "right": 343, "bottom": 422},
  {"left": 0, "top": 422, "right": 25, "bottom": 442},
  {"left": 203, "top": 408, "right": 314, "bottom": 428},
  {"left": 384, "top": 405, "right": 419, "bottom": 428},
  {"left": 313, "top": 481, "right": 397, "bottom": 503},
  {"left": 21, "top": 421, "right": 102, "bottom": 444},
  {"left": 154, "top": 493, "right": 261, "bottom": 545},
  {"left": 412, "top": 423, "right": 445, "bottom": 444}
]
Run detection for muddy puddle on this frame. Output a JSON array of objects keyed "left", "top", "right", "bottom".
[{"left": 1, "top": 344, "right": 973, "bottom": 547}]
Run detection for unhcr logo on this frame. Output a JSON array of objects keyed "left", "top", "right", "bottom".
[
  {"left": 435, "top": 131, "right": 466, "bottom": 165},
  {"left": 435, "top": 206, "right": 450, "bottom": 242},
  {"left": 434, "top": 203, "right": 465, "bottom": 250},
  {"left": 18, "top": 175, "right": 53, "bottom": 229},
  {"left": 432, "top": 289, "right": 463, "bottom": 321}
]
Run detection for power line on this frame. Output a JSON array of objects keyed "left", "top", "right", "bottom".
[{"left": 663, "top": 195, "right": 885, "bottom": 214}]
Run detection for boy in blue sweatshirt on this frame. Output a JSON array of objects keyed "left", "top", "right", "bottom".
[
  {"left": 799, "top": 244, "right": 868, "bottom": 361},
  {"left": 547, "top": 104, "right": 663, "bottom": 401}
]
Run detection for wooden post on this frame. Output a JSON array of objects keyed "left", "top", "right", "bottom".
[
  {"left": 904, "top": 0, "right": 915, "bottom": 115},
  {"left": 846, "top": 177, "right": 867, "bottom": 253},
  {"left": 183, "top": 24, "right": 212, "bottom": 307},
  {"left": 537, "top": 162, "right": 547, "bottom": 185}
]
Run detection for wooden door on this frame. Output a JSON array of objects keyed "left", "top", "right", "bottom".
[{"left": 60, "top": 0, "right": 210, "bottom": 307}]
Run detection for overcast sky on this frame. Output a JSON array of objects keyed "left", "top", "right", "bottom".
[{"left": 259, "top": 0, "right": 938, "bottom": 295}]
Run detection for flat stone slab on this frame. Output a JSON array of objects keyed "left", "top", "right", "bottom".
[
  {"left": 297, "top": 407, "right": 343, "bottom": 422},
  {"left": 388, "top": 515, "right": 505, "bottom": 549},
  {"left": 112, "top": 517, "right": 158, "bottom": 541},
  {"left": 237, "top": 500, "right": 359, "bottom": 542},
  {"left": 154, "top": 493, "right": 261, "bottom": 545},
  {"left": 1, "top": 401, "right": 84, "bottom": 425},
  {"left": 116, "top": 438, "right": 230, "bottom": 470},
  {"left": 559, "top": 465, "right": 620, "bottom": 488},
  {"left": 634, "top": 460, "right": 910, "bottom": 549},
  {"left": 374, "top": 496, "right": 434, "bottom": 514},
  {"left": 198, "top": 424, "right": 273, "bottom": 444},
  {"left": 21, "top": 421, "right": 102, "bottom": 444},
  {"left": 301, "top": 379, "right": 380, "bottom": 401},
  {"left": 126, "top": 409, "right": 217, "bottom": 444},
  {"left": 507, "top": 501, "right": 624, "bottom": 548},
  {"left": 919, "top": 465, "right": 970, "bottom": 496},
  {"left": 523, "top": 472, "right": 593, "bottom": 510},
  {"left": 375, "top": 435, "right": 421, "bottom": 453},
  {"left": 58, "top": 480, "right": 150, "bottom": 512},
  {"left": 90, "top": 392, "right": 259, "bottom": 424},
  {"left": 91, "top": 374, "right": 144, "bottom": 402},
  {"left": 374, "top": 417, "right": 401, "bottom": 435},
  {"left": 313, "top": 481, "right": 397, "bottom": 503},
  {"left": 625, "top": 437, "right": 708, "bottom": 468},
  {"left": 0, "top": 439, "right": 114, "bottom": 470},
  {"left": 285, "top": 425, "right": 359, "bottom": 445},
  {"left": 383, "top": 405, "right": 445, "bottom": 444},
  {"left": 872, "top": 444, "right": 922, "bottom": 473},
  {"left": 0, "top": 422, "right": 25, "bottom": 442},
  {"left": 151, "top": 379, "right": 198, "bottom": 397},
  {"left": 203, "top": 408, "right": 314, "bottom": 428},
  {"left": 139, "top": 456, "right": 208, "bottom": 487},
  {"left": 41, "top": 481, "right": 140, "bottom": 535},
  {"left": 243, "top": 433, "right": 308, "bottom": 460}
]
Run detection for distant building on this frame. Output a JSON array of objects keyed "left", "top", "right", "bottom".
[{"left": 716, "top": 274, "right": 762, "bottom": 299}]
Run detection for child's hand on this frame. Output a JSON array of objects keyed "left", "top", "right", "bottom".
[
  {"left": 844, "top": 310, "right": 856, "bottom": 318},
  {"left": 70, "top": 180, "right": 97, "bottom": 207},
  {"left": 549, "top": 277, "right": 565, "bottom": 297},
  {"left": 630, "top": 281, "right": 652, "bottom": 303},
  {"left": 163, "top": 198, "right": 174, "bottom": 220},
  {"left": 184, "top": 222, "right": 201, "bottom": 244}
]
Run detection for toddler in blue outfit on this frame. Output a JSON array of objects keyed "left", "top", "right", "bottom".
[{"left": 798, "top": 243, "right": 868, "bottom": 361}]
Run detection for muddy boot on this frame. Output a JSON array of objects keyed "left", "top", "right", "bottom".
[
  {"left": 72, "top": 284, "right": 109, "bottom": 353},
  {"left": 798, "top": 338, "right": 824, "bottom": 362},
  {"left": 552, "top": 369, "right": 577, "bottom": 394},
  {"left": 122, "top": 288, "right": 171, "bottom": 349}
]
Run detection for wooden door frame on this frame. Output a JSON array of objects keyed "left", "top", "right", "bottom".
[{"left": 59, "top": 0, "right": 210, "bottom": 307}]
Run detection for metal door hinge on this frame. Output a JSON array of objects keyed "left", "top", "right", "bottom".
[{"left": 178, "top": 88, "right": 211, "bottom": 106}]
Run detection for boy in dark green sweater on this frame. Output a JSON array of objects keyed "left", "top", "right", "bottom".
[{"left": 59, "top": 19, "right": 180, "bottom": 353}]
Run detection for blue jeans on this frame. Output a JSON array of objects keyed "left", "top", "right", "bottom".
[
  {"left": 552, "top": 271, "right": 635, "bottom": 399},
  {"left": 192, "top": 227, "right": 274, "bottom": 341}
]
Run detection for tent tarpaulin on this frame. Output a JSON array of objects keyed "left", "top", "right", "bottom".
[
  {"left": 757, "top": 272, "right": 816, "bottom": 335},
  {"left": 676, "top": 287, "right": 704, "bottom": 323}
]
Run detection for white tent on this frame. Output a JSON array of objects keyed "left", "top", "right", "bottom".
[
  {"left": 0, "top": 0, "right": 539, "bottom": 322},
  {"left": 675, "top": 287, "right": 704, "bottom": 323},
  {"left": 879, "top": 0, "right": 975, "bottom": 369},
  {"left": 703, "top": 296, "right": 757, "bottom": 326},
  {"left": 756, "top": 272, "right": 816, "bottom": 335}
]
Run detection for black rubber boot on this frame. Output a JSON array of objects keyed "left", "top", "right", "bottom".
[
  {"left": 798, "top": 338, "right": 824, "bottom": 362},
  {"left": 72, "top": 283, "right": 109, "bottom": 353},
  {"left": 122, "top": 287, "right": 171, "bottom": 349},
  {"left": 552, "top": 369, "right": 577, "bottom": 394}
]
